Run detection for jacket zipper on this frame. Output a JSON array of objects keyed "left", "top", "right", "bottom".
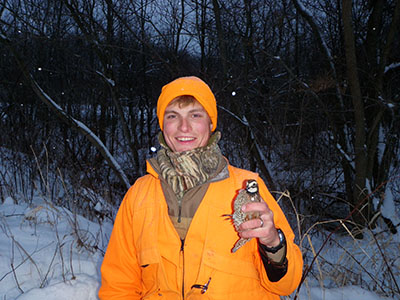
[{"left": 180, "top": 238, "right": 185, "bottom": 299}]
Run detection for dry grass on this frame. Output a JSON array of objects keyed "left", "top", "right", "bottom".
[{"left": 276, "top": 190, "right": 400, "bottom": 299}]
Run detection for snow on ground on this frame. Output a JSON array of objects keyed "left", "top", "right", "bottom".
[
  {"left": 0, "top": 194, "right": 398, "bottom": 299},
  {"left": 0, "top": 195, "right": 111, "bottom": 299},
  {"left": 301, "top": 285, "right": 394, "bottom": 300}
]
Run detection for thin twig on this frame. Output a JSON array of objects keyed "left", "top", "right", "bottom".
[
  {"left": 369, "top": 230, "right": 400, "bottom": 294},
  {"left": 40, "top": 243, "right": 59, "bottom": 288},
  {"left": 11, "top": 240, "right": 23, "bottom": 294},
  {"left": 294, "top": 177, "right": 397, "bottom": 299}
]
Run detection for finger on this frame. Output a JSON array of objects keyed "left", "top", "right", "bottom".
[
  {"left": 239, "top": 212, "right": 275, "bottom": 231},
  {"left": 238, "top": 214, "right": 276, "bottom": 236},
  {"left": 239, "top": 222, "right": 271, "bottom": 239},
  {"left": 259, "top": 217, "right": 264, "bottom": 228},
  {"left": 239, "top": 217, "right": 264, "bottom": 231}
]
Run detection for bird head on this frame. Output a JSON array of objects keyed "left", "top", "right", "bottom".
[{"left": 245, "top": 180, "right": 258, "bottom": 194}]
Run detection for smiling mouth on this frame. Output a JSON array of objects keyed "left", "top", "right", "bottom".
[{"left": 177, "top": 137, "right": 195, "bottom": 142}]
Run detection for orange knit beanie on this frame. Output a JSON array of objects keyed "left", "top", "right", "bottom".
[{"left": 157, "top": 76, "right": 217, "bottom": 131}]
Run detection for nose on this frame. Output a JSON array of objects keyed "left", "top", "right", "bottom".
[{"left": 178, "top": 117, "right": 191, "bottom": 132}]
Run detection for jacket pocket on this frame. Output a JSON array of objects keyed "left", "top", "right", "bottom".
[
  {"left": 200, "top": 249, "right": 267, "bottom": 299},
  {"left": 203, "top": 249, "right": 259, "bottom": 279},
  {"left": 138, "top": 248, "right": 161, "bottom": 298}
]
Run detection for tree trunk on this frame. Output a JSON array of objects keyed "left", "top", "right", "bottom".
[
  {"left": 342, "top": 0, "right": 368, "bottom": 233},
  {"left": 211, "top": 0, "right": 228, "bottom": 76}
]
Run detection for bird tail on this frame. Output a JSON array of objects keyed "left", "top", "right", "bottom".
[{"left": 231, "top": 237, "right": 251, "bottom": 253}]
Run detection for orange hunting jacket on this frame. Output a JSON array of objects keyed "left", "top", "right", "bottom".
[{"left": 99, "top": 162, "right": 303, "bottom": 299}]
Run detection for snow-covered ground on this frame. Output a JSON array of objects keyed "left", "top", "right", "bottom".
[
  {"left": 0, "top": 193, "right": 398, "bottom": 299},
  {"left": 0, "top": 195, "right": 110, "bottom": 299}
]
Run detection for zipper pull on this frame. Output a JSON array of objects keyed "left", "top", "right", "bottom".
[
  {"left": 191, "top": 277, "right": 212, "bottom": 294},
  {"left": 178, "top": 197, "right": 182, "bottom": 223},
  {"left": 178, "top": 206, "right": 182, "bottom": 223}
]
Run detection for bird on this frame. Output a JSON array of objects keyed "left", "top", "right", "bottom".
[{"left": 231, "top": 179, "right": 263, "bottom": 253}]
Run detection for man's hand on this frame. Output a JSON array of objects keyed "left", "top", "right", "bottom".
[{"left": 238, "top": 202, "right": 280, "bottom": 248}]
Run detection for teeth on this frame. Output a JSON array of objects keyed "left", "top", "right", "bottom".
[{"left": 178, "top": 137, "right": 194, "bottom": 141}]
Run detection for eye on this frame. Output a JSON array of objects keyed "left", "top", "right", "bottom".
[
  {"left": 165, "top": 113, "right": 176, "bottom": 119},
  {"left": 192, "top": 112, "right": 205, "bottom": 118}
]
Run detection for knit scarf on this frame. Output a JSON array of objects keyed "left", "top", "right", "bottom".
[{"left": 157, "top": 131, "right": 222, "bottom": 200}]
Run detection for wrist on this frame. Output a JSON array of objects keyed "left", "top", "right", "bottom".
[{"left": 260, "top": 229, "right": 286, "bottom": 254}]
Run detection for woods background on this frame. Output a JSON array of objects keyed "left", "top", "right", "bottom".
[{"left": 0, "top": 0, "right": 399, "bottom": 237}]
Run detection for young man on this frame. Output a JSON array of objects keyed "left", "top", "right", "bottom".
[{"left": 99, "top": 76, "right": 303, "bottom": 299}]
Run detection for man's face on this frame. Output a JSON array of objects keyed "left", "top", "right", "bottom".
[{"left": 163, "top": 100, "right": 212, "bottom": 152}]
